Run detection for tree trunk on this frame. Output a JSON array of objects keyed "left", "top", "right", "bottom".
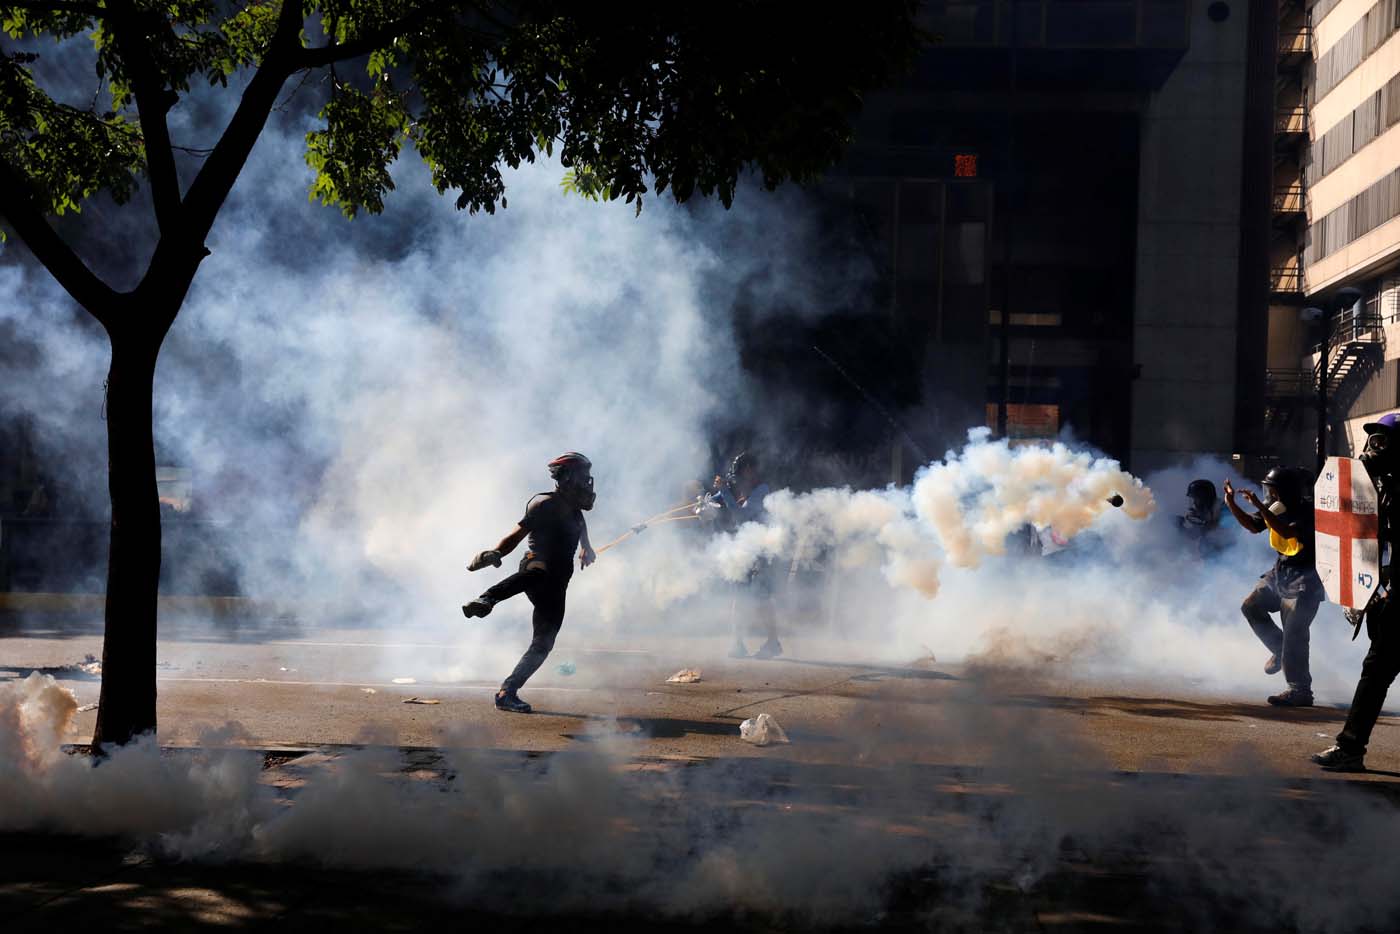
[{"left": 91, "top": 325, "right": 164, "bottom": 748}]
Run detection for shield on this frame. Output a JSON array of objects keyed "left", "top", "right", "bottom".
[{"left": 1314, "top": 456, "right": 1380, "bottom": 609}]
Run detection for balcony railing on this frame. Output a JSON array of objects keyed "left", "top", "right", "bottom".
[
  {"left": 1271, "top": 265, "right": 1304, "bottom": 294},
  {"left": 1275, "top": 107, "right": 1309, "bottom": 134},
  {"left": 1273, "top": 183, "right": 1306, "bottom": 214},
  {"left": 1279, "top": 28, "right": 1312, "bottom": 56},
  {"left": 1265, "top": 367, "right": 1311, "bottom": 398}
]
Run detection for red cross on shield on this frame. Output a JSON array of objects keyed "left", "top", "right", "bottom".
[{"left": 1314, "top": 456, "right": 1380, "bottom": 609}]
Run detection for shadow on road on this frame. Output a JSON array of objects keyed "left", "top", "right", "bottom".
[
  {"left": 767, "top": 656, "right": 960, "bottom": 682},
  {"left": 993, "top": 694, "right": 1365, "bottom": 725},
  {"left": 533, "top": 711, "right": 841, "bottom": 745}
]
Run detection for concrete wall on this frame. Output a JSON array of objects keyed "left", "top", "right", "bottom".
[{"left": 1130, "top": 0, "right": 1251, "bottom": 471}]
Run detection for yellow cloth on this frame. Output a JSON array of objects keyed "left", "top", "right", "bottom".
[{"left": 1270, "top": 528, "right": 1303, "bottom": 557}]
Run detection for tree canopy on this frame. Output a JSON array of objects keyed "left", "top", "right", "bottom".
[
  {"left": 0, "top": 0, "right": 921, "bottom": 748},
  {"left": 2, "top": 2, "right": 920, "bottom": 240}
]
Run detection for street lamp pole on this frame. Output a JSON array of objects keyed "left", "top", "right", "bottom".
[{"left": 1317, "top": 305, "right": 1330, "bottom": 476}]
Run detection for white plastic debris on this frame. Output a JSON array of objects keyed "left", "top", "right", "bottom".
[
  {"left": 360, "top": 688, "right": 377, "bottom": 695},
  {"left": 666, "top": 668, "right": 702, "bottom": 684},
  {"left": 909, "top": 644, "right": 937, "bottom": 667},
  {"left": 739, "top": 713, "right": 790, "bottom": 746}
]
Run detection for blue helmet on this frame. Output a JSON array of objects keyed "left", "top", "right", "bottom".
[{"left": 1364, "top": 412, "right": 1400, "bottom": 434}]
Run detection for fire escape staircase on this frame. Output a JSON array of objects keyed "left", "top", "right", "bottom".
[{"left": 1265, "top": 312, "right": 1385, "bottom": 433}]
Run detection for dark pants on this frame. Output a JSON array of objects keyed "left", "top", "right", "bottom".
[
  {"left": 733, "top": 560, "right": 780, "bottom": 647},
  {"left": 1338, "top": 598, "right": 1400, "bottom": 755},
  {"left": 482, "top": 560, "right": 569, "bottom": 694},
  {"left": 1242, "top": 567, "right": 1322, "bottom": 693}
]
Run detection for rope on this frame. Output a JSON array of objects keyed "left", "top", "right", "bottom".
[{"left": 596, "top": 514, "right": 701, "bottom": 555}]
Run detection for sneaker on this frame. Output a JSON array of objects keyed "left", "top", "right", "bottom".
[
  {"left": 494, "top": 690, "right": 532, "bottom": 713},
  {"left": 754, "top": 638, "right": 783, "bottom": 660},
  {"left": 728, "top": 643, "right": 749, "bottom": 659},
  {"left": 1311, "top": 745, "right": 1365, "bottom": 772},
  {"left": 1264, "top": 654, "right": 1282, "bottom": 675},
  {"left": 462, "top": 596, "right": 496, "bottom": 619},
  {"left": 1267, "top": 689, "right": 1314, "bottom": 707}
]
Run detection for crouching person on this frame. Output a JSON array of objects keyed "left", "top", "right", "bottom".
[{"left": 462, "top": 452, "right": 597, "bottom": 713}]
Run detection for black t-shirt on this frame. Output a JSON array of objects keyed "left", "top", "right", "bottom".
[{"left": 519, "top": 492, "right": 584, "bottom": 577}]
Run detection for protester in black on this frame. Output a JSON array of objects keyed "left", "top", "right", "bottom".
[
  {"left": 1178, "top": 478, "right": 1227, "bottom": 560},
  {"left": 712, "top": 451, "right": 782, "bottom": 659},
  {"left": 462, "top": 452, "right": 596, "bottom": 713},
  {"left": 1315, "top": 414, "right": 1400, "bottom": 771},
  {"left": 1225, "top": 466, "right": 1324, "bottom": 707}
]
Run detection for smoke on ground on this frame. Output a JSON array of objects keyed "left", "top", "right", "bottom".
[{"left": 5, "top": 671, "right": 1400, "bottom": 931}]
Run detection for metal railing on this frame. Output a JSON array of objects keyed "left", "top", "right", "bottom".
[
  {"left": 1279, "top": 28, "right": 1312, "bottom": 56},
  {"left": 1273, "top": 183, "right": 1306, "bottom": 213},
  {"left": 1265, "top": 367, "right": 1312, "bottom": 397},
  {"left": 1270, "top": 265, "right": 1305, "bottom": 293},
  {"left": 1275, "top": 106, "right": 1309, "bottom": 134},
  {"left": 1326, "top": 307, "right": 1383, "bottom": 347}
]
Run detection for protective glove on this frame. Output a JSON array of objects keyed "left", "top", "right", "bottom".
[
  {"left": 695, "top": 493, "right": 724, "bottom": 523},
  {"left": 467, "top": 549, "right": 503, "bottom": 572}
]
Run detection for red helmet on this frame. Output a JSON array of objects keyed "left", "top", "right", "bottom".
[{"left": 547, "top": 452, "right": 592, "bottom": 479}]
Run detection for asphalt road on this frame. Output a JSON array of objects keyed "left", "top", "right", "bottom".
[
  {"left": 8, "top": 617, "right": 1400, "bottom": 931},
  {"left": 3, "top": 618, "right": 1398, "bottom": 777}
]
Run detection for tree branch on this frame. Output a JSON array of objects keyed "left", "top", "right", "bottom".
[
  {"left": 106, "top": 4, "right": 181, "bottom": 234},
  {"left": 0, "top": 157, "right": 120, "bottom": 324},
  {"left": 147, "top": 0, "right": 303, "bottom": 304},
  {"left": 295, "top": 5, "right": 444, "bottom": 68}
]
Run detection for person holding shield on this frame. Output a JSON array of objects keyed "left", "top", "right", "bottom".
[
  {"left": 1225, "top": 466, "right": 1324, "bottom": 708},
  {"left": 1315, "top": 414, "right": 1400, "bottom": 771}
]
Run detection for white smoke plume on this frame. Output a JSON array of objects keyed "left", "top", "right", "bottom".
[{"left": 702, "top": 428, "right": 1154, "bottom": 603}]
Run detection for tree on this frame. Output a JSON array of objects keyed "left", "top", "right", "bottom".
[{"left": 0, "top": 0, "right": 920, "bottom": 746}]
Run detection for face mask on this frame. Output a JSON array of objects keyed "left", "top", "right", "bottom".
[
  {"left": 564, "top": 472, "right": 596, "bottom": 511},
  {"left": 1361, "top": 432, "right": 1394, "bottom": 481},
  {"left": 1184, "top": 497, "right": 1216, "bottom": 526}
]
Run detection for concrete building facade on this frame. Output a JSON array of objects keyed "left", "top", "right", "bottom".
[
  {"left": 1267, "top": 0, "right": 1400, "bottom": 465},
  {"left": 821, "top": 0, "right": 1263, "bottom": 477}
]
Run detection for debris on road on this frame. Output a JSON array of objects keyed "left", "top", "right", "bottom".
[
  {"left": 739, "top": 713, "right": 790, "bottom": 746},
  {"left": 391, "top": 678, "right": 416, "bottom": 685},
  {"left": 403, "top": 697, "right": 440, "bottom": 705},
  {"left": 666, "top": 668, "right": 702, "bottom": 683},
  {"left": 556, "top": 661, "right": 577, "bottom": 676},
  {"left": 76, "top": 703, "right": 97, "bottom": 712}
]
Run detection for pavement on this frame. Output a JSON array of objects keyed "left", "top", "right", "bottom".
[{"left": 6, "top": 617, "right": 1400, "bottom": 931}]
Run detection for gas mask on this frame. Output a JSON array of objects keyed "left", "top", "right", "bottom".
[
  {"left": 1182, "top": 480, "right": 1218, "bottom": 528},
  {"left": 1183, "top": 495, "right": 1217, "bottom": 528},
  {"left": 558, "top": 468, "right": 596, "bottom": 511},
  {"left": 1361, "top": 430, "right": 1396, "bottom": 485}
]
